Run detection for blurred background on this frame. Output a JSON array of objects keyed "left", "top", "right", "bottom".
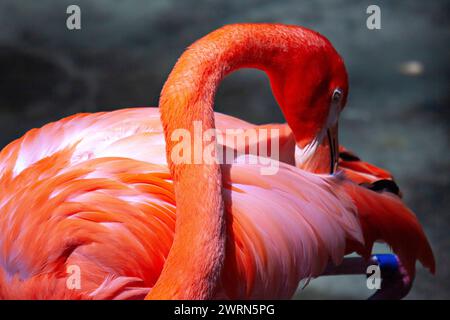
[{"left": 0, "top": 0, "right": 448, "bottom": 299}]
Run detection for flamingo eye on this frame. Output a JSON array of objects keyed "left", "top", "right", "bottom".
[{"left": 331, "top": 88, "right": 343, "bottom": 103}]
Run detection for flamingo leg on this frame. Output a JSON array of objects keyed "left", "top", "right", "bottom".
[{"left": 320, "top": 254, "right": 412, "bottom": 300}]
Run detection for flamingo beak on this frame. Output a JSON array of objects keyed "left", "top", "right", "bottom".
[
  {"left": 327, "top": 122, "right": 339, "bottom": 174},
  {"left": 294, "top": 121, "right": 340, "bottom": 175}
]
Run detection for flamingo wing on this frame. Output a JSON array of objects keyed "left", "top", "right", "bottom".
[{"left": 338, "top": 146, "right": 400, "bottom": 193}]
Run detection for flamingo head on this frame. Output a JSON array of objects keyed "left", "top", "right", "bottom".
[{"left": 268, "top": 30, "right": 349, "bottom": 174}]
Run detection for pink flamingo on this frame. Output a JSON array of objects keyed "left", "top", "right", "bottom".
[{"left": 0, "top": 24, "right": 434, "bottom": 300}]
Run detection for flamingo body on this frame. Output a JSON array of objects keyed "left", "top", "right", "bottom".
[{"left": 0, "top": 108, "right": 433, "bottom": 299}]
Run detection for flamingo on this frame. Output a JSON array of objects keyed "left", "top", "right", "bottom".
[{"left": 0, "top": 23, "right": 434, "bottom": 300}]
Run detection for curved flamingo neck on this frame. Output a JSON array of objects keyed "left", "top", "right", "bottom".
[{"left": 148, "top": 24, "right": 326, "bottom": 299}]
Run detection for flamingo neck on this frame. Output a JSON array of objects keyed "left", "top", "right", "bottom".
[{"left": 149, "top": 24, "right": 318, "bottom": 299}]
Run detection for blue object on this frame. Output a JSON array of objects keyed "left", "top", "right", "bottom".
[{"left": 372, "top": 253, "right": 399, "bottom": 276}]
